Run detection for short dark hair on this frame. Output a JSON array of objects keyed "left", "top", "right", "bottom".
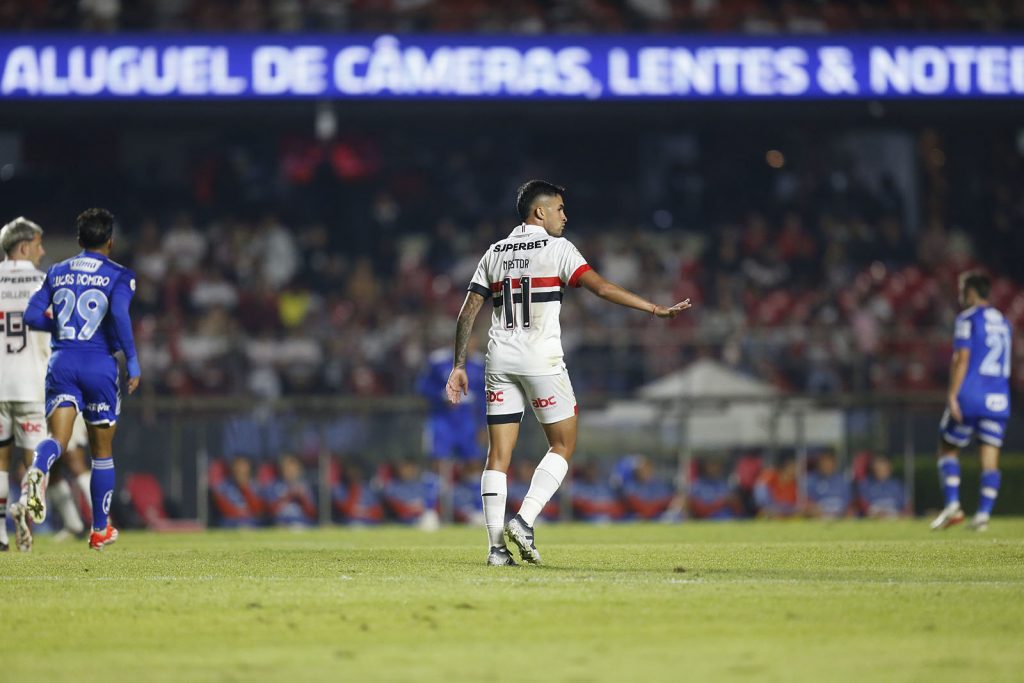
[
  {"left": 76, "top": 208, "right": 114, "bottom": 249},
  {"left": 516, "top": 179, "right": 565, "bottom": 223},
  {"left": 960, "top": 271, "right": 991, "bottom": 299}
]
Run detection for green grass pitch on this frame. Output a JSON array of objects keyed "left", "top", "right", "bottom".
[{"left": 3, "top": 520, "right": 1023, "bottom": 683}]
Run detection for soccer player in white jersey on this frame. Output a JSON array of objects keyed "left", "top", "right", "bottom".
[
  {"left": 446, "top": 180, "right": 691, "bottom": 566},
  {"left": 0, "top": 217, "right": 49, "bottom": 551}
]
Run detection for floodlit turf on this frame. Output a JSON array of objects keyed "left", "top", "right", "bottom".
[{"left": 3, "top": 521, "right": 1023, "bottom": 683}]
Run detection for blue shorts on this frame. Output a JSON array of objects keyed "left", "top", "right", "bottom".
[
  {"left": 425, "top": 420, "right": 482, "bottom": 460},
  {"left": 45, "top": 350, "right": 121, "bottom": 426},
  {"left": 939, "top": 409, "right": 1007, "bottom": 448}
]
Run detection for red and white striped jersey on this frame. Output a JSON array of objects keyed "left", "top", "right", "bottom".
[{"left": 468, "top": 223, "right": 590, "bottom": 376}]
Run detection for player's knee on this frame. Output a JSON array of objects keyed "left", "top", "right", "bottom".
[
  {"left": 485, "top": 450, "right": 512, "bottom": 472},
  {"left": 545, "top": 431, "right": 576, "bottom": 458},
  {"left": 547, "top": 442, "right": 575, "bottom": 460}
]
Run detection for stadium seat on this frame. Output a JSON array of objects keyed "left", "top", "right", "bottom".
[{"left": 125, "top": 473, "right": 202, "bottom": 532}]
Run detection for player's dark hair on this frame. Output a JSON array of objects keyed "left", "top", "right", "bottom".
[
  {"left": 76, "top": 207, "right": 114, "bottom": 249},
  {"left": 516, "top": 179, "right": 565, "bottom": 223},
  {"left": 961, "top": 271, "right": 991, "bottom": 299}
]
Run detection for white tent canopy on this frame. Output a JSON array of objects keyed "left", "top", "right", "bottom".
[
  {"left": 580, "top": 359, "right": 843, "bottom": 451},
  {"left": 637, "top": 359, "right": 777, "bottom": 400}
]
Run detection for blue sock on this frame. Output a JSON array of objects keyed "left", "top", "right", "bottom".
[
  {"left": 978, "top": 470, "right": 1001, "bottom": 517},
  {"left": 90, "top": 458, "right": 115, "bottom": 532},
  {"left": 938, "top": 456, "right": 961, "bottom": 507},
  {"left": 32, "top": 439, "right": 62, "bottom": 475}
]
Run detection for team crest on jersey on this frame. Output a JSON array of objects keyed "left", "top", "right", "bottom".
[{"left": 69, "top": 257, "right": 102, "bottom": 273}]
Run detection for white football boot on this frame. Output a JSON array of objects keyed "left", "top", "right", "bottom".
[{"left": 929, "top": 502, "right": 965, "bottom": 530}]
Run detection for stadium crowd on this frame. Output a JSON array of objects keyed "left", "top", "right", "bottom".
[
  {"left": 208, "top": 450, "right": 909, "bottom": 527},
  {"left": 39, "top": 121, "right": 1014, "bottom": 402},
  {"left": 3, "top": 0, "right": 1024, "bottom": 34}
]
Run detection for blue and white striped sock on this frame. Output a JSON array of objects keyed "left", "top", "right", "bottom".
[
  {"left": 31, "top": 438, "right": 62, "bottom": 475},
  {"left": 938, "top": 456, "right": 961, "bottom": 507},
  {"left": 977, "top": 470, "right": 1001, "bottom": 518},
  {"left": 90, "top": 458, "right": 116, "bottom": 532}
]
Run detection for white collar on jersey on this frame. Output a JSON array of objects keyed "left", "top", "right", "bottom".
[{"left": 513, "top": 223, "right": 549, "bottom": 236}]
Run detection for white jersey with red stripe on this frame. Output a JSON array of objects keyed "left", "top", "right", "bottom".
[
  {"left": 0, "top": 259, "right": 50, "bottom": 402},
  {"left": 468, "top": 223, "right": 591, "bottom": 376}
]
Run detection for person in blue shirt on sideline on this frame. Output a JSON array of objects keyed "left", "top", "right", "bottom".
[
  {"left": 689, "top": 459, "right": 742, "bottom": 521},
  {"left": 571, "top": 460, "right": 624, "bottom": 523},
  {"left": 621, "top": 456, "right": 675, "bottom": 520},
  {"left": 19, "top": 208, "right": 140, "bottom": 550},
  {"left": 381, "top": 457, "right": 440, "bottom": 528},
  {"left": 416, "top": 345, "right": 485, "bottom": 462},
  {"left": 931, "top": 272, "right": 1011, "bottom": 532},
  {"left": 857, "top": 455, "right": 907, "bottom": 519},
  {"left": 804, "top": 450, "right": 851, "bottom": 519}
]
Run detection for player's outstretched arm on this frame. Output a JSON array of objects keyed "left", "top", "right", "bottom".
[
  {"left": 446, "top": 291, "right": 485, "bottom": 405},
  {"left": 578, "top": 269, "right": 691, "bottom": 319}
]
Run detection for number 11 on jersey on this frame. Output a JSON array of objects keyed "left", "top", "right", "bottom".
[{"left": 501, "top": 277, "right": 531, "bottom": 330}]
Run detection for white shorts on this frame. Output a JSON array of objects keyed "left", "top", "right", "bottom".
[
  {"left": 485, "top": 370, "right": 577, "bottom": 425},
  {"left": 0, "top": 401, "right": 46, "bottom": 450}
]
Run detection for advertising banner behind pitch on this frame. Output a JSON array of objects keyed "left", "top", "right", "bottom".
[{"left": 2, "top": 34, "right": 1023, "bottom": 99}]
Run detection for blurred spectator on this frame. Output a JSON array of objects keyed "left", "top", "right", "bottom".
[
  {"left": 856, "top": 455, "right": 909, "bottom": 519},
  {"left": 211, "top": 457, "right": 265, "bottom": 528},
  {"left": 621, "top": 456, "right": 675, "bottom": 520},
  {"left": 689, "top": 459, "right": 743, "bottom": 520},
  {"left": 380, "top": 458, "right": 439, "bottom": 528},
  {"left": 571, "top": 461, "right": 624, "bottom": 523},
  {"left": 332, "top": 462, "right": 384, "bottom": 525},
  {"left": 263, "top": 454, "right": 318, "bottom": 527},
  {"left": 804, "top": 450, "right": 852, "bottom": 519},
  {"left": 754, "top": 457, "right": 799, "bottom": 518}
]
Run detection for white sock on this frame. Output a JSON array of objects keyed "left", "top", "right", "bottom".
[
  {"left": 50, "top": 480, "right": 85, "bottom": 534},
  {"left": 480, "top": 470, "right": 507, "bottom": 548},
  {"left": 517, "top": 451, "right": 569, "bottom": 527},
  {"left": 77, "top": 472, "right": 92, "bottom": 509},
  {"left": 0, "top": 473, "right": 8, "bottom": 544}
]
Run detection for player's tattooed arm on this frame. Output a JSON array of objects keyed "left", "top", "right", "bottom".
[
  {"left": 446, "top": 292, "right": 484, "bottom": 405},
  {"left": 453, "top": 292, "right": 485, "bottom": 368}
]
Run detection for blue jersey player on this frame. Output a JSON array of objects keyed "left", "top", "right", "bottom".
[
  {"left": 416, "top": 347, "right": 485, "bottom": 461},
  {"left": 21, "top": 208, "right": 140, "bottom": 550},
  {"left": 931, "top": 272, "right": 1011, "bottom": 532}
]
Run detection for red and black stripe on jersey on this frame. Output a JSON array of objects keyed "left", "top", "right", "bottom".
[{"left": 488, "top": 276, "right": 564, "bottom": 308}]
